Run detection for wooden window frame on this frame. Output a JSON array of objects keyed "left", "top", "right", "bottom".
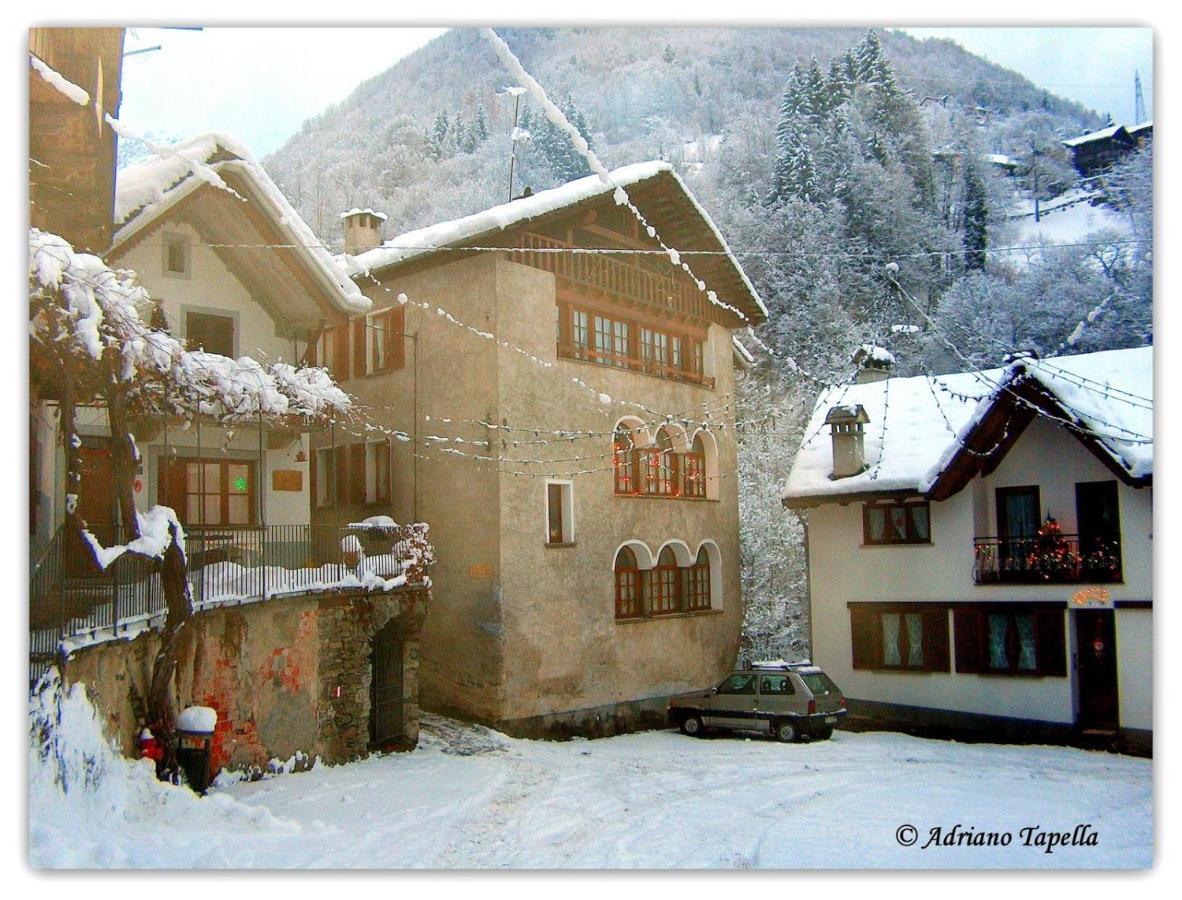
[
  {"left": 365, "top": 307, "right": 405, "bottom": 376},
  {"left": 184, "top": 309, "right": 235, "bottom": 358},
  {"left": 162, "top": 457, "right": 256, "bottom": 527},
  {"left": 862, "top": 499, "right": 932, "bottom": 545},
  {"left": 613, "top": 429, "right": 639, "bottom": 496},
  {"left": 309, "top": 325, "right": 350, "bottom": 381},
  {"left": 365, "top": 439, "right": 392, "bottom": 505},
  {"left": 614, "top": 547, "right": 642, "bottom": 620},
  {"left": 953, "top": 604, "right": 1067, "bottom": 678},
  {"left": 648, "top": 548, "right": 681, "bottom": 615},
  {"left": 685, "top": 550, "right": 711, "bottom": 611},
  {"left": 557, "top": 301, "right": 709, "bottom": 387},
  {"left": 544, "top": 480, "right": 574, "bottom": 546},
  {"left": 682, "top": 440, "right": 706, "bottom": 499},
  {"left": 849, "top": 604, "right": 950, "bottom": 673}
]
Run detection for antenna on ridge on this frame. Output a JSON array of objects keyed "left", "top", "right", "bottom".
[
  {"left": 498, "top": 86, "right": 528, "bottom": 202},
  {"left": 1134, "top": 70, "right": 1147, "bottom": 123}
]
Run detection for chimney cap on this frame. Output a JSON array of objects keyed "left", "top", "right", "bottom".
[
  {"left": 852, "top": 343, "right": 895, "bottom": 370},
  {"left": 825, "top": 403, "right": 869, "bottom": 426},
  {"left": 340, "top": 207, "right": 388, "bottom": 222}
]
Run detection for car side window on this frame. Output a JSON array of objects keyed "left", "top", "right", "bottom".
[
  {"left": 759, "top": 675, "right": 795, "bottom": 695},
  {"left": 717, "top": 674, "right": 756, "bottom": 695}
]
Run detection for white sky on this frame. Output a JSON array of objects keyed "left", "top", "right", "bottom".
[
  {"left": 119, "top": 28, "right": 446, "bottom": 158},
  {"left": 115, "top": 25, "right": 1155, "bottom": 160},
  {"left": 901, "top": 27, "right": 1153, "bottom": 124}
]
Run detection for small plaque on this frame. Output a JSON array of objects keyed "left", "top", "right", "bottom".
[
  {"left": 468, "top": 564, "right": 495, "bottom": 579},
  {"left": 272, "top": 469, "right": 303, "bottom": 492}
]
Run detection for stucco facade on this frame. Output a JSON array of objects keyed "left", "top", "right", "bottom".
[{"left": 318, "top": 247, "right": 747, "bottom": 735}]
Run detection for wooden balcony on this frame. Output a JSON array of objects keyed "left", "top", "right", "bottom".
[{"left": 517, "top": 231, "right": 712, "bottom": 322}]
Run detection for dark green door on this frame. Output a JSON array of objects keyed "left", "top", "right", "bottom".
[{"left": 369, "top": 620, "right": 404, "bottom": 746}]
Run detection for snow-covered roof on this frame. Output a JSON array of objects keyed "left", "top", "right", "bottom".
[
  {"left": 340, "top": 161, "right": 768, "bottom": 322},
  {"left": 782, "top": 346, "right": 1153, "bottom": 506},
  {"left": 1063, "top": 125, "right": 1128, "bottom": 148},
  {"left": 1128, "top": 120, "right": 1153, "bottom": 134},
  {"left": 113, "top": 134, "right": 370, "bottom": 316},
  {"left": 983, "top": 153, "right": 1018, "bottom": 167}
]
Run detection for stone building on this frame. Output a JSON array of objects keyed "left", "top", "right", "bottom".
[{"left": 315, "top": 163, "right": 767, "bottom": 736}]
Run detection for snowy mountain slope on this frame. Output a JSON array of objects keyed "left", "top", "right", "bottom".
[{"left": 261, "top": 27, "right": 1102, "bottom": 245}]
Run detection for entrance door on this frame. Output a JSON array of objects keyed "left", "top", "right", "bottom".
[
  {"left": 68, "top": 446, "right": 117, "bottom": 574},
  {"left": 369, "top": 620, "right": 405, "bottom": 747},
  {"left": 1075, "top": 610, "right": 1119, "bottom": 730}
]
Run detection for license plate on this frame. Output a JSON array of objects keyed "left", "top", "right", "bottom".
[{"left": 824, "top": 715, "right": 837, "bottom": 724}]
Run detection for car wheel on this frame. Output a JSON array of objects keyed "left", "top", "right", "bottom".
[
  {"left": 681, "top": 715, "right": 705, "bottom": 737},
  {"left": 815, "top": 727, "right": 834, "bottom": 741},
  {"left": 774, "top": 719, "right": 798, "bottom": 743}
]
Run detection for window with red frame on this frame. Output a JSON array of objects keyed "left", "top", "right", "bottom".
[
  {"left": 686, "top": 547, "right": 711, "bottom": 610},
  {"left": 682, "top": 434, "right": 706, "bottom": 498},
  {"left": 614, "top": 546, "right": 642, "bottom": 619},
  {"left": 647, "top": 546, "right": 681, "bottom": 614},
  {"left": 613, "top": 426, "right": 639, "bottom": 495},
  {"left": 643, "top": 429, "right": 679, "bottom": 497}
]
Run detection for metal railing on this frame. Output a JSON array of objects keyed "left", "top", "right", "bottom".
[
  {"left": 972, "top": 535, "right": 1123, "bottom": 585},
  {"left": 29, "top": 521, "right": 430, "bottom": 684}
]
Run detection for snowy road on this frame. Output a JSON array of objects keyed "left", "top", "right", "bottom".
[{"left": 31, "top": 698, "right": 1153, "bottom": 869}]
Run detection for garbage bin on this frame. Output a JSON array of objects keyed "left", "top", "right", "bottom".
[{"left": 174, "top": 706, "right": 217, "bottom": 793}]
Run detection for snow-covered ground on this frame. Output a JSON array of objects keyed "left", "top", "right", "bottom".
[
  {"left": 29, "top": 682, "right": 1152, "bottom": 869},
  {"left": 1010, "top": 189, "right": 1132, "bottom": 247}
]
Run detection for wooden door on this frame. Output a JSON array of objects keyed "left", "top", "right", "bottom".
[
  {"left": 1076, "top": 610, "right": 1119, "bottom": 731},
  {"left": 369, "top": 619, "right": 405, "bottom": 747}
]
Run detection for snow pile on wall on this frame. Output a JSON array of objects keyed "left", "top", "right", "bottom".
[{"left": 29, "top": 672, "right": 298, "bottom": 868}]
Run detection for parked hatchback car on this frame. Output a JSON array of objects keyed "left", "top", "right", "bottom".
[{"left": 668, "top": 661, "right": 847, "bottom": 742}]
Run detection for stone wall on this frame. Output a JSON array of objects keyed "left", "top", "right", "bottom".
[{"left": 60, "top": 588, "right": 428, "bottom": 773}]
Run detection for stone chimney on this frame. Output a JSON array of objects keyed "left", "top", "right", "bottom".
[
  {"left": 852, "top": 343, "right": 895, "bottom": 384},
  {"left": 341, "top": 208, "right": 387, "bottom": 255},
  {"left": 825, "top": 404, "right": 870, "bottom": 479}
]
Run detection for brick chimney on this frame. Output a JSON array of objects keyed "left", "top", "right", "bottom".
[
  {"left": 341, "top": 208, "right": 387, "bottom": 255},
  {"left": 825, "top": 404, "right": 870, "bottom": 479}
]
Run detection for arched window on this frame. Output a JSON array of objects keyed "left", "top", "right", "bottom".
[
  {"left": 648, "top": 546, "right": 681, "bottom": 614},
  {"left": 613, "top": 425, "right": 639, "bottom": 495},
  {"left": 614, "top": 546, "right": 642, "bottom": 619},
  {"left": 686, "top": 547, "right": 711, "bottom": 610},
  {"left": 682, "top": 434, "right": 706, "bottom": 498},
  {"left": 644, "top": 427, "right": 679, "bottom": 496}
]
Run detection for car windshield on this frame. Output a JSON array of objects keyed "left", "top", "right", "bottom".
[{"left": 799, "top": 672, "right": 840, "bottom": 696}]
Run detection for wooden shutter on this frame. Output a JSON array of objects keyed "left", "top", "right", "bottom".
[
  {"left": 334, "top": 445, "right": 348, "bottom": 507},
  {"left": 306, "top": 334, "right": 318, "bottom": 367},
  {"left": 353, "top": 319, "right": 367, "bottom": 379},
  {"left": 350, "top": 443, "right": 366, "bottom": 505},
  {"left": 922, "top": 608, "right": 951, "bottom": 672},
  {"left": 953, "top": 608, "right": 983, "bottom": 673},
  {"left": 850, "top": 607, "right": 879, "bottom": 670},
  {"left": 308, "top": 448, "right": 318, "bottom": 509},
  {"left": 333, "top": 327, "right": 349, "bottom": 380},
  {"left": 1035, "top": 609, "right": 1067, "bottom": 676},
  {"left": 390, "top": 306, "right": 405, "bottom": 370},
  {"left": 157, "top": 456, "right": 186, "bottom": 514}
]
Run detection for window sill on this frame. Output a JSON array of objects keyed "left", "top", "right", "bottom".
[
  {"left": 859, "top": 541, "right": 935, "bottom": 548},
  {"left": 614, "top": 492, "right": 717, "bottom": 502},
  {"left": 544, "top": 541, "right": 577, "bottom": 549},
  {"left": 616, "top": 608, "right": 724, "bottom": 623}
]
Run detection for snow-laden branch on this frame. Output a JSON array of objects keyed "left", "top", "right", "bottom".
[{"left": 29, "top": 228, "right": 353, "bottom": 424}]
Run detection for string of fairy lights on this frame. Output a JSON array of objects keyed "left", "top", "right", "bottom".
[{"left": 29, "top": 42, "right": 1153, "bottom": 497}]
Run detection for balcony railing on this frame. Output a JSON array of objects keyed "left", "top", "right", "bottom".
[
  {"left": 973, "top": 535, "right": 1123, "bottom": 585},
  {"left": 29, "top": 521, "right": 431, "bottom": 684},
  {"left": 517, "top": 231, "right": 712, "bottom": 321}
]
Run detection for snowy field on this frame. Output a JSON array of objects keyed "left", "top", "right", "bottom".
[{"left": 29, "top": 683, "right": 1153, "bottom": 870}]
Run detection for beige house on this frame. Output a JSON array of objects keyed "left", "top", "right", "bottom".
[
  {"left": 782, "top": 348, "right": 1152, "bottom": 753},
  {"left": 314, "top": 163, "right": 767, "bottom": 736}
]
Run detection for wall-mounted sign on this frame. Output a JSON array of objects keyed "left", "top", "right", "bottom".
[
  {"left": 133, "top": 477, "right": 143, "bottom": 494},
  {"left": 272, "top": 469, "right": 303, "bottom": 492},
  {"left": 468, "top": 564, "right": 495, "bottom": 579},
  {"left": 1071, "top": 586, "right": 1113, "bottom": 609}
]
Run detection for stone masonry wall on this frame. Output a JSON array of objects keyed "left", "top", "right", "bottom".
[{"left": 60, "top": 588, "right": 429, "bottom": 773}]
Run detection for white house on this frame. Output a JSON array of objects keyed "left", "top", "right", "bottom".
[{"left": 782, "top": 347, "right": 1152, "bottom": 752}]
